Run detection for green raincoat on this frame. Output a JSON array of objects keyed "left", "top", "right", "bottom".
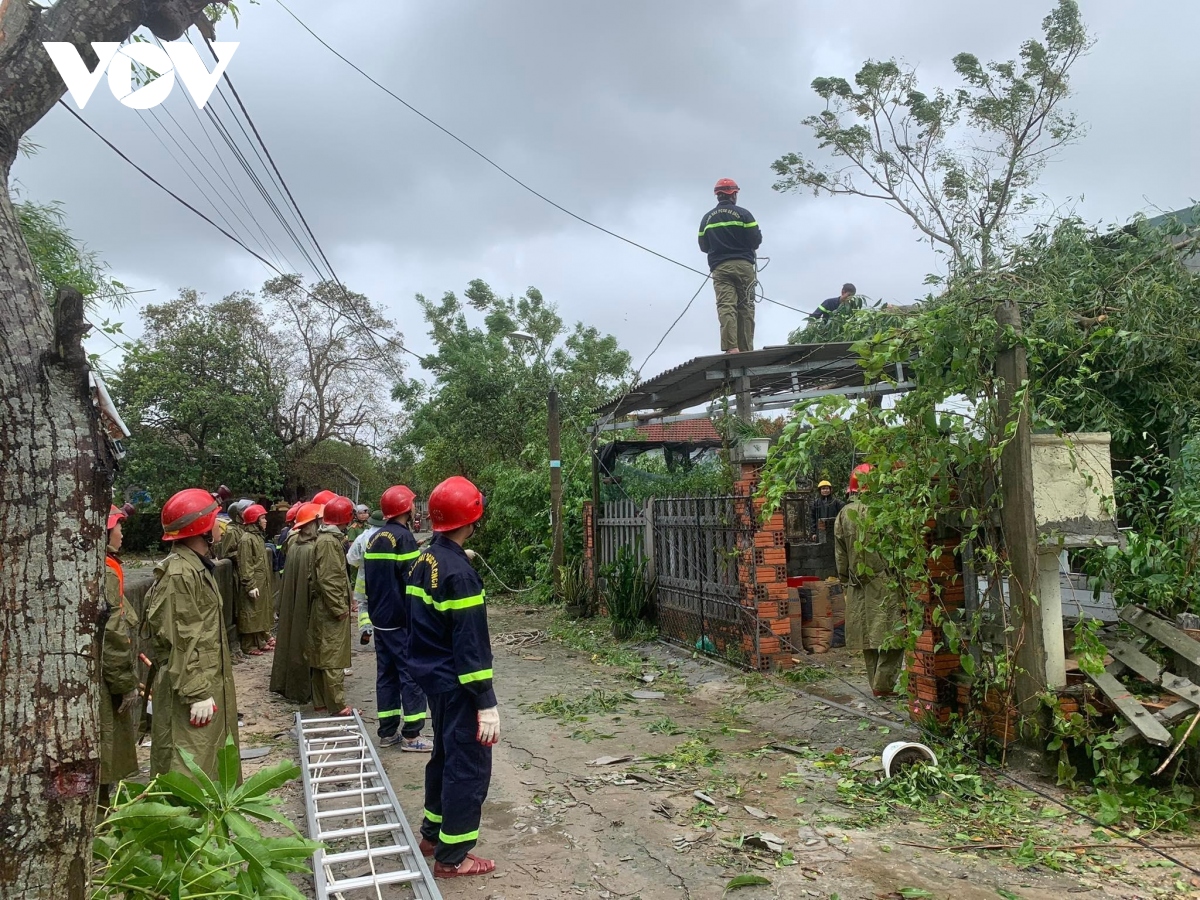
[
  {"left": 305, "top": 526, "right": 352, "bottom": 670},
  {"left": 100, "top": 556, "right": 140, "bottom": 784},
  {"left": 145, "top": 545, "right": 240, "bottom": 779},
  {"left": 235, "top": 524, "right": 274, "bottom": 636},
  {"left": 834, "top": 500, "right": 903, "bottom": 651},
  {"left": 214, "top": 520, "right": 242, "bottom": 563},
  {"left": 270, "top": 528, "right": 316, "bottom": 703}
]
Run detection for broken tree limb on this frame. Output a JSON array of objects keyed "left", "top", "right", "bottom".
[{"left": 1153, "top": 707, "right": 1200, "bottom": 777}]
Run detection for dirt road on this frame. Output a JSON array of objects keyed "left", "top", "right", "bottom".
[{"left": 226, "top": 606, "right": 1199, "bottom": 900}]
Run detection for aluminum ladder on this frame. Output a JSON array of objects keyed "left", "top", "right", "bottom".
[{"left": 296, "top": 712, "right": 441, "bottom": 900}]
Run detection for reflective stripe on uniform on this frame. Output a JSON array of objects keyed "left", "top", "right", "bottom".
[
  {"left": 458, "top": 668, "right": 493, "bottom": 685},
  {"left": 698, "top": 219, "right": 758, "bottom": 236},
  {"left": 438, "top": 828, "right": 479, "bottom": 844},
  {"left": 403, "top": 711, "right": 426, "bottom": 722},
  {"left": 424, "top": 809, "right": 443, "bottom": 823},
  {"left": 407, "top": 584, "right": 486, "bottom": 613},
  {"left": 377, "top": 709, "right": 402, "bottom": 719},
  {"left": 364, "top": 550, "right": 420, "bottom": 561}
]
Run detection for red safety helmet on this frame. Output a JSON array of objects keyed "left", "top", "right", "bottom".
[
  {"left": 714, "top": 177, "right": 739, "bottom": 195},
  {"left": 294, "top": 502, "right": 322, "bottom": 528},
  {"left": 381, "top": 485, "right": 416, "bottom": 520},
  {"left": 285, "top": 501, "right": 302, "bottom": 523},
  {"left": 106, "top": 504, "right": 126, "bottom": 531},
  {"left": 162, "top": 488, "right": 220, "bottom": 542},
  {"left": 322, "top": 495, "right": 355, "bottom": 528},
  {"left": 242, "top": 504, "right": 267, "bottom": 527},
  {"left": 312, "top": 489, "right": 337, "bottom": 505},
  {"left": 848, "top": 463, "right": 873, "bottom": 494},
  {"left": 429, "top": 476, "right": 484, "bottom": 533}
]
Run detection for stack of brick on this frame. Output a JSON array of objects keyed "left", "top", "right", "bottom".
[
  {"left": 798, "top": 578, "right": 846, "bottom": 652},
  {"left": 907, "top": 533, "right": 965, "bottom": 726},
  {"left": 733, "top": 461, "right": 795, "bottom": 671},
  {"left": 582, "top": 501, "right": 595, "bottom": 587}
]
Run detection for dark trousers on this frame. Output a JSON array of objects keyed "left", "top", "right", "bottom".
[
  {"left": 375, "top": 627, "right": 427, "bottom": 739},
  {"left": 419, "top": 688, "right": 492, "bottom": 866}
]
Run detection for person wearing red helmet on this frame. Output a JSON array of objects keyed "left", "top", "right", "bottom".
[
  {"left": 364, "top": 486, "right": 431, "bottom": 752},
  {"left": 98, "top": 504, "right": 139, "bottom": 803},
  {"left": 834, "top": 464, "right": 903, "bottom": 697},
  {"left": 699, "top": 178, "right": 762, "bottom": 354},
  {"left": 312, "top": 489, "right": 337, "bottom": 505},
  {"left": 307, "top": 495, "right": 355, "bottom": 715},
  {"left": 270, "top": 501, "right": 323, "bottom": 704},
  {"left": 407, "top": 476, "right": 497, "bottom": 877},
  {"left": 144, "top": 488, "right": 240, "bottom": 780},
  {"left": 235, "top": 504, "right": 274, "bottom": 656}
]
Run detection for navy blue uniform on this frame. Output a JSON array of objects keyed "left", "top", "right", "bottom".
[
  {"left": 362, "top": 522, "right": 425, "bottom": 740},
  {"left": 698, "top": 199, "right": 762, "bottom": 270},
  {"left": 407, "top": 534, "right": 494, "bottom": 865}
]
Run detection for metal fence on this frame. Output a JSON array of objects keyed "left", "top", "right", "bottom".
[{"left": 593, "top": 495, "right": 756, "bottom": 661}]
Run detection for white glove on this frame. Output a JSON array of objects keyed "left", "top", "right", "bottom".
[
  {"left": 248, "top": 588, "right": 260, "bottom": 600},
  {"left": 189, "top": 697, "right": 217, "bottom": 727},
  {"left": 465, "top": 549, "right": 477, "bottom": 561},
  {"left": 476, "top": 706, "right": 500, "bottom": 746}
]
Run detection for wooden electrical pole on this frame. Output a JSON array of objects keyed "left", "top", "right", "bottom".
[
  {"left": 995, "top": 298, "right": 1047, "bottom": 718},
  {"left": 548, "top": 386, "right": 564, "bottom": 598}
]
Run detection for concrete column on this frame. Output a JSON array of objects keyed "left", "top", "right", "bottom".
[{"left": 1037, "top": 547, "right": 1067, "bottom": 690}]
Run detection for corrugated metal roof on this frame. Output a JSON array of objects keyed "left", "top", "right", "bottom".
[{"left": 593, "top": 342, "right": 909, "bottom": 420}]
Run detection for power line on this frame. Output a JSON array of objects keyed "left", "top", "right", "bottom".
[{"left": 271, "top": 0, "right": 810, "bottom": 319}]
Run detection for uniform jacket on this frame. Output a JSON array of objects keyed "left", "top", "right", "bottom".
[
  {"left": 270, "top": 527, "right": 317, "bottom": 703},
  {"left": 810, "top": 494, "right": 846, "bottom": 534},
  {"left": 363, "top": 522, "right": 420, "bottom": 631},
  {"left": 306, "top": 526, "right": 352, "bottom": 669},
  {"left": 100, "top": 554, "right": 139, "bottom": 783},
  {"left": 407, "top": 534, "right": 496, "bottom": 709},
  {"left": 144, "top": 545, "right": 239, "bottom": 779},
  {"left": 235, "top": 524, "right": 273, "bottom": 634},
  {"left": 698, "top": 199, "right": 762, "bottom": 270},
  {"left": 834, "top": 500, "right": 903, "bottom": 652}
]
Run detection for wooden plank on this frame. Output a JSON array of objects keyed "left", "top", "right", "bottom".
[
  {"left": 1106, "top": 635, "right": 1152, "bottom": 679},
  {"left": 1107, "top": 640, "right": 1166, "bottom": 683},
  {"left": 1116, "top": 700, "right": 1197, "bottom": 745},
  {"left": 1087, "top": 670, "right": 1173, "bottom": 746},
  {"left": 1120, "top": 606, "right": 1200, "bottom": 667}
]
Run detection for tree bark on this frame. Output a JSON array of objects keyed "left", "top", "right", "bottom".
[{"left": 0, "top": 1, "right": 214, "bottom": 895}]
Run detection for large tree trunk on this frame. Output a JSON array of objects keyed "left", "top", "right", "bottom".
[{"left": 0, "top": 1, "right": 217, "bottom": 895}]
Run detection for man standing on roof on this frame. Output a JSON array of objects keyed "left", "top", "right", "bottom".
[{"left": 699, "top": 178, "right": 762, "bottom": 354}]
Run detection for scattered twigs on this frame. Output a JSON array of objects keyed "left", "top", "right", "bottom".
[{"left": 1153, "top": 707, "right": 1200, "bottom": 776}]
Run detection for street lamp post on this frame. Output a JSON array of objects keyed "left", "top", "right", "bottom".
[{"left": 509, "top": 331, "right": 564, "bottom": 599}]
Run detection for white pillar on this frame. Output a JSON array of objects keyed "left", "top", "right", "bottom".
[{"left": 1037, "top": 547, "right": 1067, "bottom": 689}]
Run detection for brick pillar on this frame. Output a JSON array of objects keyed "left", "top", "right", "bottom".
[
  {"left": 735, "top": 462, "right": 790, "bottom": 670},
  {"left": 582, "top": 500, "right": 595, "bottom": 587}
]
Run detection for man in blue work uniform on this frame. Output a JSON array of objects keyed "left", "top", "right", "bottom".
[
  {"left": 698, "top": 177, "right": 763, "bottom": 354},
  {"left": 363, "top": 485, "right": 431, "bottom": 752},
  {"left": 407, "top": 475, "right": 498, "bottom": 879}
]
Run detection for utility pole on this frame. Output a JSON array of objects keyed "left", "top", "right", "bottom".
[
  {"left": 995, "top": 298, "right": 1046, "bottom": 720},
  {"left": 548, "top": 386, "right": 564, "bottom": 598}
]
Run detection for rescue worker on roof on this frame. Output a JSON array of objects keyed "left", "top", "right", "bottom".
[
  {"left": 145, "top": 488, "right": 240, "bottom": 779},
  {"left": 99, "top": 504, "right": 140, "bottom": 806},
  {"left": 408, "top": 475, "right": 498, "bottom": 879},
  {"left": 236, "top": 504, "right": 275, "bottom": 656},
  {"left": 834, "top": 465, "right": 904, "bottom": 698},
  {"left": 698, "top": 178, "right": 762, "bottom": 354},
  {"left": 270, "top": 501, "right": 322, "bottom": 704},
  {"left": 365, "top": 487, "right": 432, "bottom": 752},
  {"left": 307, "top": 495, "right": 354, "bottom": 715},
  {"left": 809, "top": 479, "right": 845, "bottom": 543}
]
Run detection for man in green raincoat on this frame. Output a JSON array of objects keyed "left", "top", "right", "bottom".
[
  {"left": 213, "top": 498, "right": 248, "bottom": 562},
  {"left": 100, "top": 504, "right": 140, "bottom": 802},
  {"left": 307, "top": 496, "right": 354, "bottom": 714},
  {"left": 145, "top": 488, "right": 240, "bottom": 779},
  {"left": 235, "top": 503, "right": 275, "bottom": 655},
  {"left": 270, "top": 502, "right": 321, "bottom": 704},
  {"left": 834, "top": 464, "right": 904, "bottom": 697}
]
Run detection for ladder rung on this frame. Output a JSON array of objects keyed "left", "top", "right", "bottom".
[
  {"left": 324, "top": 869, "right": 421, "bottom": 893},
  {"left": 317, "top": 822, "right": 399, "bottom": 841},
  {"left": 303, "top": 724, "right": 361, "bottom": 734},
  {"left": 308, "top": 758, "right": 374, "bottom": 771},
  {"left": 314, "top": 802, "right": 392, "bottom": 819},
  {"left": 305, "top": 743, "right": 368, "bottom": 757},
  {"left": 312, "top": 772, "right": 380, "bottom": 785},
  {"left": 323, "top": 843, "right": 411, "bottom": 865},
  {"left": 300, "top": 715, "right": 356, "bottom": 725},
  {"left": 314, "top": 785, "right": 385, "bottom": 802}
]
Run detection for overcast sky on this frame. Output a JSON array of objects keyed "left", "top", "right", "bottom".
[{"left": 16, "top": 0, "right": 1198, "bottom": 386}]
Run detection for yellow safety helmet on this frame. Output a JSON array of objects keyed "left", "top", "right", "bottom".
[{"left": 817, "top": 480, "right": 832, "bottom": 489}]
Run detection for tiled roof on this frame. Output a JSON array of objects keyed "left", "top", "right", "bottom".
[{"left": 633, "top": 419, "right": 722, "bottom": 442}]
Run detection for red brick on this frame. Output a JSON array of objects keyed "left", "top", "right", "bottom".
[{"left": 770, "top": 619, "right": 791, "bottom": 636}]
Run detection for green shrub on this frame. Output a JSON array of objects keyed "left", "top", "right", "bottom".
[{"left": 603, "top": 547, "right": 655, "bottom": 639}]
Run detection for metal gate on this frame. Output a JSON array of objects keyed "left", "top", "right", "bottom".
[{"left": 652, "top": 496, "right": 756, "bottom": 661}]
